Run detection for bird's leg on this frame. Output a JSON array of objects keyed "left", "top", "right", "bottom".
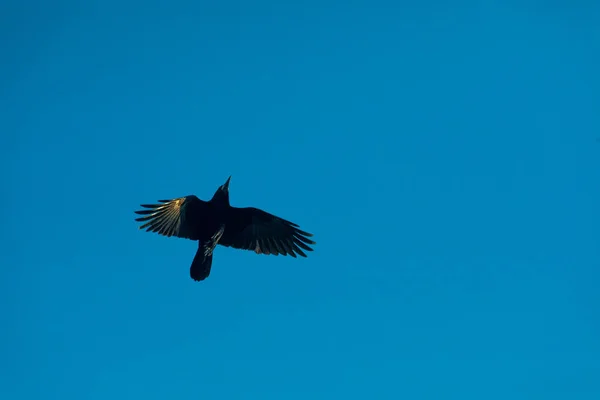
[{"left": 203, "top": 224, "right": 226, "bottom": 257}]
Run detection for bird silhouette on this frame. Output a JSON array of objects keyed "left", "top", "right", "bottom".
[{"left": 134, "top": 176, "right": 316, "bottom": 281}]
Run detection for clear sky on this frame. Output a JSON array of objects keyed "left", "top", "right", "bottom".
[{"left": 2, "top": 1, "right": 599, "bottom": 399}]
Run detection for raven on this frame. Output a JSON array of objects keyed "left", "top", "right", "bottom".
[{"left": 134, "top": 176, "right": 315, "bottom": 281}]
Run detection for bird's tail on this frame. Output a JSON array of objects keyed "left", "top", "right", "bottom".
[
  {"left": 190, "top": 225, "right": 225, "bottom": 282},
  {"left": 190, "top": 242, "right": 213, "bottom": 281}
]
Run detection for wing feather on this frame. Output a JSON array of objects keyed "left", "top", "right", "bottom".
[
  {"left": 220, "top": 207, "right": 315, "bottom": 257},
  {"left": 134, "top": 195, "right": 207, "bottom": 240}
]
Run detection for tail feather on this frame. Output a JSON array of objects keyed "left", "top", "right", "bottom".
[
  {"left": 190, "top": 226, "right": 225, "bottom": 282},
  {"left": 190, "top": 243, "right": 213, "bottom": 281}
]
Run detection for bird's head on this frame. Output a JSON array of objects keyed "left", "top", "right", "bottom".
[{"left": 211, "top": 175, "right": 231, "bottom": 204}]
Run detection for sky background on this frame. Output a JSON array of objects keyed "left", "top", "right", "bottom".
[{"left": 2, "top": 1, "right": 599, "bottom": 399}]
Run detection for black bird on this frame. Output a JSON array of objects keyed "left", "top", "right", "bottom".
[{"left": 134, "top": 176, "right": 316, "bottom": 281}]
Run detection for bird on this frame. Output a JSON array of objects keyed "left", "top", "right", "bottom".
[{"left": 134, "top": 176, "right": 316, "bottom": 281}]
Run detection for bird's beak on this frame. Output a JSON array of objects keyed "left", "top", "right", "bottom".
[{"left": 223, "top": 175, "right": 231, "bottom": 191}]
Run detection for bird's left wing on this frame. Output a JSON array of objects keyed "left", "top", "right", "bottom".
[
  {"left": 134, "top": 195, "right": 208, "bottom": 240},
  {"left": 219, "top": 207, "right": 316, "bottom": 257}
]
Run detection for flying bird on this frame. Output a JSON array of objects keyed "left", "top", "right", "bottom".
[{"left": 134, "top": 176, "right": 315, "bottom": 281}]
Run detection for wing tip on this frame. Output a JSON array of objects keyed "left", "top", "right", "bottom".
[{"left": 139, "top": 204, "right": 159, "bottom": 209}]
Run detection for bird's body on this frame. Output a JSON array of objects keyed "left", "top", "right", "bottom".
[{"left": 134, "top": 176, "right": 315, "bottom": 281}]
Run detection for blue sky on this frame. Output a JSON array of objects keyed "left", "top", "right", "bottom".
[{"left": 2, "top": 1, "right": 599, "bottom": 399}]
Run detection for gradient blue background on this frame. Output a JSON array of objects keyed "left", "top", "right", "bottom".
[{"left": 2, "top": 1, "right": 599, "bottom": 398}]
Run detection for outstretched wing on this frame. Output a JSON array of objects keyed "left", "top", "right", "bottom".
[
  {"left": 134, "top": 195, "right": 208, "bottom": 240},
  {"left": 219, "top": 207, "right": 315, "bottom": 257}
]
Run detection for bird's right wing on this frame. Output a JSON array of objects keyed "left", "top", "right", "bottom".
[
  {"left": 219, "top": 206, "right": 316, "bottom": 257},
  {"left": 134, "top": 195, "right": 208, "bottom": 240}
]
